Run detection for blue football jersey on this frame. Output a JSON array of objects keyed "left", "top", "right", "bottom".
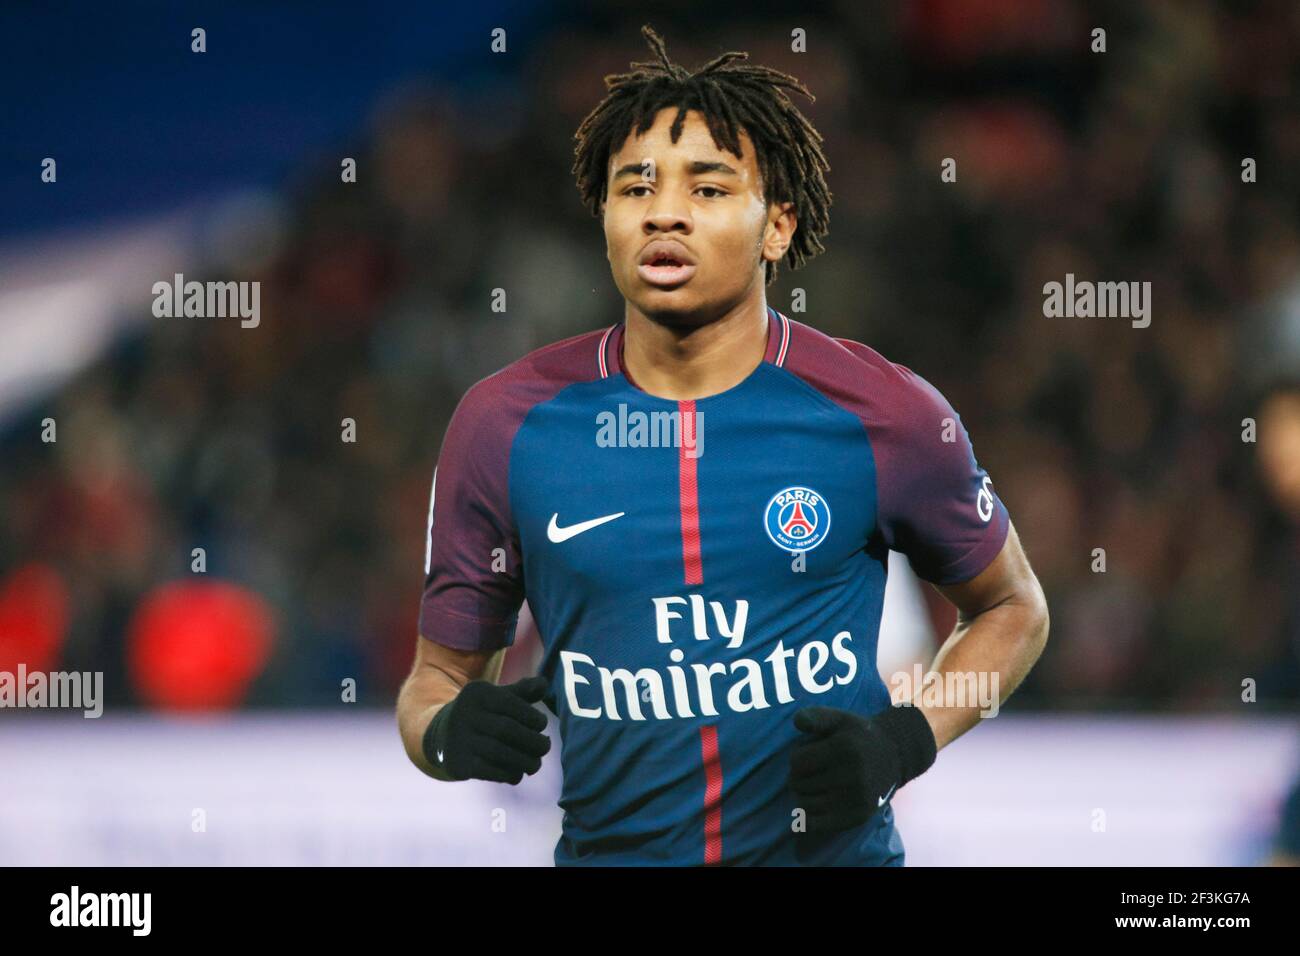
[{"left": 419, "top": 308, "right": 1009, "bottom": 865}]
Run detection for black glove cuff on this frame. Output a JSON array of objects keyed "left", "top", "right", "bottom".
[
  {"left": 876, "top": 704, "right": 938, "bottom": 786},
  {"left": 420, "top": 703, "right": 459, "bottom": 779}
]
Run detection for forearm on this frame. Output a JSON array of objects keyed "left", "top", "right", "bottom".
[
  {"left": 909, "top": 596, "right": 1049, "bottom": 751},
  {"left": 396, "top": 643, "right": 506, "bottom": 780},
  {"left": 397, "top": 671, "right": 459, "bottom": 780}
]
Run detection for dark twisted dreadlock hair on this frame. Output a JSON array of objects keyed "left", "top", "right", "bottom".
[{"left": 572, "top": 25, "right": 832, "bottom": 286}]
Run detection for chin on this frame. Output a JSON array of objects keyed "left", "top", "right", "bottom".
[{"left": 633, "top": 291, "right": 714, "bottom": 329}]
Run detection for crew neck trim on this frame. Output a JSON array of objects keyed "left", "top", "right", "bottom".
[{"left": 598, "top": 306, "right": 790, "bottom": 382}]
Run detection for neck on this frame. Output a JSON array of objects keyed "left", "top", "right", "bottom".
[{"left": 622, "top": 300, "right": 769, "bottom": 401}]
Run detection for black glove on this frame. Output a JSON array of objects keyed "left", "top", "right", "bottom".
[
  {"left": 422, "top": 676, "right": 552, "bottom": 784},
  {"left": 788, "top": 704, "right": 937, "bottom": 833}
]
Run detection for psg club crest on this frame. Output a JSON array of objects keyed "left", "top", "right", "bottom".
[{"left": 764, "top": 486, "right": 832, "bottom": 553}]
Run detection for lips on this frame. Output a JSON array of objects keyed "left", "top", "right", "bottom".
[{"left": 637, "top": 240, "right": 697, "bottom": 288}]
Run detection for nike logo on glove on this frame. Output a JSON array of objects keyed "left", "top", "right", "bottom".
[{"left": 547, "top": 512, "right": 625, "bottom": 543}]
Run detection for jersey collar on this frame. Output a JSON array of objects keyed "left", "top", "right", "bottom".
[{"left": 599, "top": 306, "right": 790, "bottom": 380}]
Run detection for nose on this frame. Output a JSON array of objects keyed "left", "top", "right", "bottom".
[{"left": 642, "top": 190, "right": 692, "bottom": 235}]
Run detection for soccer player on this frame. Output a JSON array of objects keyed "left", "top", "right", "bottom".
[{"left": 397, "top": 26, "right": 1050, "bottom": 865}]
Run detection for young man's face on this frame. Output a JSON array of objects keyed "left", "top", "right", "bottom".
[{"left": 603, "top": 107, "right": 794, "bottom": 328}]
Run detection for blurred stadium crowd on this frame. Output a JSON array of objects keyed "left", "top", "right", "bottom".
[{"left": 2, "top": 0, "right": 1299, "bottom": 711}]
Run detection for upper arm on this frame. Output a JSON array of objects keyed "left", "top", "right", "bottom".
[
  {"left": 932, "top": 520, "right": 1046, "bottom": 622},
  {"left": 872, "top": 365, "right": 1010, "bottom": 586},
  {"left": 418, "top": 378, "right": 526, "bottom": 654}
]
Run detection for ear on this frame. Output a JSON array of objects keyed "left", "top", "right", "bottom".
[{"left": 762, "top": 201, "right": 798, "bottom": 262}]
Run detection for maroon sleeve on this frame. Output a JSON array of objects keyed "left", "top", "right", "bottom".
[
  {"left": 869, "top": 362, "right": 1010, "bottom": 585},
  {"left": 418, "top": 376, "right": 525, "bottom": 652}
]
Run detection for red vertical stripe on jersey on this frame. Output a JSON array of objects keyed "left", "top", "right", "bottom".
[
  {"left": 700, "top": 724, "right": 724, "bottom": 864},
  {"left": 677, "top": 400, "right": 703, "bottom": 585}
]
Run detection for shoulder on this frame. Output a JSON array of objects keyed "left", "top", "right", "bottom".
[
  {"left": 450, "top": 325, "right": 612, "bottom": 430},
  {"left": 779, "top": 318, "right": 956, "bottom": 433},
  {"left": 779, "top": 321, "right": 1008, "bottom": 581}
]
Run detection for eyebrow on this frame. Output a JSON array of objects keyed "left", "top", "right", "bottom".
[{"left": 611, "top": 159, "right": 740, "bottom": 181}]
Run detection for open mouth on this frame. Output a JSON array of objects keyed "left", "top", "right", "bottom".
[{"left": 637, "top": 248, "right": 697, "bottom": 287}]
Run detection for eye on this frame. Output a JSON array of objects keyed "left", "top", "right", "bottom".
[
  {"left": 624, "top": 184, "right": 653, "bottom": 197},
  {"left": 696, "top": 186, "right": 726, "bottom": 199}
]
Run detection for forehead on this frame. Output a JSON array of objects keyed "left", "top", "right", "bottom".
[{"left": 607, "top": 107, "right": 759, "bottom": 179}]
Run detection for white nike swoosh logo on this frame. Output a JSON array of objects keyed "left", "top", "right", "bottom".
[
  {"left": 878, "top": 785, "right": 896, "bottom": 807},
  {"left": 547, "top": 512, "right": 625, "bottom": 543},
  {"left": 436, "top": 749, "right": 444, "bottom": 763}
]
